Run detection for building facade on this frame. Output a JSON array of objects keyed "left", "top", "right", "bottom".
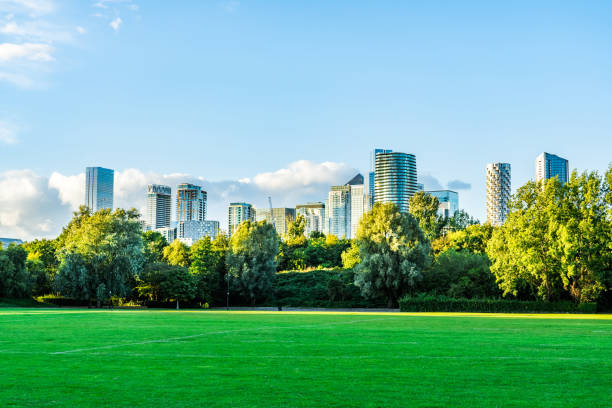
[
  {"left": 145, "top": 184, "right": 171, "bottom": 230},
  {"left": 255, "top": 208, "right": 296, "bottom": 236},
  {"left": 368, "top": 148, "right": 392, "bottom": 208},
  {"left": 535, "top": 152, "right": 569, "bottom": 185},
  {"left": 176, "top": 183, "right": 206, "bottom": 226},
  {"left": 427, "top": 190, "right": 459, "bottom": 218},
  {"left": 325, "top": 185, "right": 351, "bottom": 238},
  {"left": 85, "top": 167, "right": 114, "bottom": 212},
  {"left": 295, "top": 202, "right": 325, "bottom": 236},
  {"left": 486, "top": 163, "right": 511, "bottom": 226},
  {"left": 374, "top": 152, "right": 418, "bottom": 213},
  {"left": 155, "top": 226, "right": 177, "bottom": 244},
  {"left": 178, "top": 220, "right": 220, "bottom": 243},
  {"left": 228, "top": 202, "right": 255, "bottom": 236}
]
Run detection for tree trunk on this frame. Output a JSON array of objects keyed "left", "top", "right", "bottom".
[{"left": 176, "top": 299, "right": 179, "bottom": 310}]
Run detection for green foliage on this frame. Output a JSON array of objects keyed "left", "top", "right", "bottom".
[
  {"left": 341, "top": 241, "right": 361, "bottom": 269},
  {"left": 26, "top": 258, "right": 49, "bottom": 296},
  {"left": 487, "top": 168, "right": 612, "bottom": 303},
  {"left": 399, "top": 294, "right": 597, "bottom": 313},
  {"left": 142, "top": 231, "right": 168, "bottom": 263},
  {"left": 23, "top": 238, "right": 58, "bottom": 292},
  {"left": 445, "top": 210, "right": 480, "bottom": 232},
  {"left": 432, "top": 223, "right": 494, "bottom": 255},
  {"left": 227, "top": 221, "right": 279, "bottom": 305},
  {"left": 420, "top": 249, "right": 499, "bottom": 299},
  {"left": 283, "top": 215, "right": 307, "bottom": 246},
  {"left": 163, "top": 240, "right": 191, "bottom": 267},
  {"left": 53, "top": 206, "right": 144, "bottom": 302},
  {"left": 0, "top": 245, "right": 32, "bottom": 298},
  {"left": 159, "top": 265, "right": 197, "bottom": 309},
  {"left": 409, "top": 191, "right": 444, "bottom": 241},
  {"left": 189, "top": 235, "right": 228, "bottom": 303},
  {"left": 354, "top": 203, "right": 431, "bottom": 307}
]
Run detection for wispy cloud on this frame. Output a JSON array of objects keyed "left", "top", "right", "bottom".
[
  {"left": 109, "top": 16, "right": 121, "bottom": 31},
  {"left": 0, "top": 0, "right": 55, "bottom": 16},
  {"left": 0, "top": 121, "right": 18, "bottom": 144},
  {"left": 0, "top": 42, "right": 54, "bottom": 61},
  {"left": 447, "top": 180, "right": 472, "bottom": 190}
]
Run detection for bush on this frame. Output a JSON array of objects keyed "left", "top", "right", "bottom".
[
  {"left": 36, "top": 294, "right": 89, "bottom": 307},
  {"left": 398, "top": 295, "right": 597, "bottom": 314}
]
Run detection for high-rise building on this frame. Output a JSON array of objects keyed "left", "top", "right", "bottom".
[
  {"left": 374, "top": 152, "right": 418, "bottom": 213},
  {"left": 486, "top": 163, "right": 511, "bottom": 226},
  {"left": 255, "top": 208, "right": 296, "bottom": 235},
  {"left": 85, "top": 167, "right": 114, "bottom": 212},
  {"left": 155, "top": 226, "right": 176, "bottom": 244},
  {"left": 176, "top": 183, "right": 206, "bottom": 224},
  {"left": 535, "top": 152, "right": 569, "bottom": 185},
  {"left": 145, "top": 184, "right": 171, "bottom": 230},
  {"left": 325, "top": 174, "right": 369, "bottom": 239},
  {"left": 296, "top": 202, "right": 325, "bottom": 236},
  {"left": 178, "top": 220, "right": 220, "bottom": 244},
  {"left": 427, "top": 190, "right": 459, "bottom": 218},
  {"left": 368, "top": 148, "right": 392, "bottom": 207},
  {"left": 228, "top": 202, "right": 255, "bottom": 236}
]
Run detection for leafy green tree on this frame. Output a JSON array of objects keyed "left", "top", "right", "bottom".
[
  {"left": 420, "top": 249, "right": 499, "bottom": 299},
  {"left": 163, "top": 240, "right": 191, "bottom": 267},
  {"left": 354, "top": 203, "right": 431, "bottom": 307},
  {"left": 23, "top": 238, "right": 58, "bottom": 293},
  {"left": 189, "top": 235, "right": 228, "bottom": 303},
  {"left": 226, "top": 220, "right": 279, "bottom": 305},
  {"left": 283, "top": 215, "right": 307, "bottom": 246},
  {"left": 446, "top": 210, "right": 480, "bottom": 232},
  {"left": 409, "top": 191, "right": 444, "bottom": 241},
  {"left": 341, "top": 241, "right": 361, "bottom": 269},
  {"left": 54, "top": 206, "right": 144, "bottom": 304},
  {"left": 142, "top": 231, "right": 168, "bottom": 264},
  {"left": 0, "top": 244, "right": 32, "bottom": 298},
  {"left": 159, "top": 265, "right": 197, "bottom": 309},
  {"left": 26, "top": 259, "right": 49, "bottom": 296},
  {"left": 433, "top": 223, "right": 494, "bottom": 255}
]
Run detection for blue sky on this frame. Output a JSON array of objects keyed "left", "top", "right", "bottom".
[{"left": 1, "top": 0, "right": 611, "bottom": 239}]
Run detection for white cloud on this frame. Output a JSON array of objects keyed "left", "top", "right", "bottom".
[
  {"left": 1, "top": 20, "right": 74, "bottom": 43},
  {"left": 0, "top": 0, "right": 55, "bottom": 16},
  {"left": 109, "top": 17, "right": 121, "bottom": 31},
  {"left": 0, "top": 71, "right": 34, "bottom": 87},
  {"left": 0, "top": 42, "right": 54, "bottom": 61},
  {"left": 76, "top": 26, "right": 86, "bottom": 34},
  {"left": 0, "top": 121, "right": 18, "bottom": 143},
  {"left": 0, "top": 160, "right": 357, "bottom": 240}
]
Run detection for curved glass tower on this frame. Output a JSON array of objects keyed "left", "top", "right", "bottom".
[
  {"left": 486, "top": 163, "right": 511, "bottom": 226},
  {"left": 374, "top": 152, "right": 418, "bottom": 213}
]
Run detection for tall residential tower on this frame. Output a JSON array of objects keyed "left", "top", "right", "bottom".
[
  {"left": 535, "top": 152, "right": 569, "bottom": 184},
  {"left": 374, "top": 151, "right": 418, "bottom": 213},
  {"left": 85, "top": 167, "right": 114, "bottom": 212},
  {"left": 176, "top": 183, "right": 207, "bottom": 238},
  {"left": 486, "top": 163, "right": 511, "bottom": 226},
  {"left": 228, "top": 202, "right": 255, "bottom": 236},
  {"left": 145, "top": 184, "right": 171, "bottom": 230}
]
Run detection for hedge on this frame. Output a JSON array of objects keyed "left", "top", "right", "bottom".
[{"left": 398, "top": 295, "right": 597, "bottom": 314}]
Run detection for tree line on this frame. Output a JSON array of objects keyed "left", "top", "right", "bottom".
[{"left": 1, "top": 166, "right": 610, "bottom": 310}]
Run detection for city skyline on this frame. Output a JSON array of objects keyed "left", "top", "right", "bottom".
[{"left": 1, "top": 2, "right": 611, "bottom": 240}]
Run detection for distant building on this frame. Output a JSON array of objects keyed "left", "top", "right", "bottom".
[
  {"left": 326, "top": 174, "right": 369, "bottom": 239},
  {"left": 427, "top": 190, "right": 459, "bottom": 218},
  {"left": 145, "top": 184, "right": 171, "bottom": 230},
  {"left": 0, "top": 238, "right": 24, "bottom": 248},
  {"left": 535, "top": 152, "right": 569, "bottom": 184},
  {"left": 228, "top": 202, "right": 255, "bottom": 236},
  {"left": 255, "top": 207, "right": 296, "bottom": 236},
  {"left": 296, "top": 202, "right": 325, "bottom": 236},
  {"left": 85, "top": 167, "right": 114, "bottom": 212},
  {"left": 155, "top": 227, "right": 177, "bottom": 244},
  {"left": 417, "top": 183, "right": 425, "bottom": 191},
  {"left": 374, "top": 151, "right": 418, "bottom": 213},
  {"left": 178, "top": 220, "right": 220, "bottom": 243},
  {"left": 176, "top": 183, "right": 206, "bottom": 238},
  {"left": 486, "top": 163, "right": 511, "bottom": 226},
  {"left": 368, "top": 148, "right": 392, "bottom": 207}
]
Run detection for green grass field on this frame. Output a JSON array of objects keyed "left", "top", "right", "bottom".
[{"left": 1, "top": 309, "right": 612, "bottom": 407}]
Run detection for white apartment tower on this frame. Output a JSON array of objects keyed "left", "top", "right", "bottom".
[
  {"left": 145, "top": 184, "right": 171, "bottom": 230},
  {"left": 486, "top": 163, "right": 511, "bottom": 226}
]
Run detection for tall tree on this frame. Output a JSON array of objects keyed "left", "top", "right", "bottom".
[
  {"left": 189, "top": 235, "right": 228, "bottom": 303},
  {"left": 354, "top": 203, "right": 431, "bottom": 307},
  {"left": 163, "top": 240, "right": 191, "bottom": 267},
  {"left": 226, "top": 220, "right": 279, "bottom": 305},
  {"left": 408, "top": 191, "right": 444, "bottom": 241},
  {"left": 0, "top": 245, "right": 32, "bottom": 298},
  {"left": 159, "top": 265, "right": 197, "bottom": 309},
  {"left": 142, "top": 231, "right": 168, "bottom": 264}
]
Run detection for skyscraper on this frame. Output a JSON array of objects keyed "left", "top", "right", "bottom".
[
  {"left": 178, "top": 220, "right": 220, "bottom": 245},
  {"left": 176, "top": 183, "right": 206, "bottom": 223},
  {"left": 145, "top": 184, "right": 171, "bottom": 230},
  {"left": 325, "top": 174, "right": 369, "bottom": 239},
  {"left": 374, "top": 152, "right": 418, "bottom": 213},
  {"left": 228, "top": 202, "right": 255, "bottom": 236},
  {"left": 255, "top": 207, "right": 296, "bottom": 236},
  {"left": 486, "top": 163, "right": 511, "bottom": 226},
  {"left": 295, "top": 202, "right": 325, "bottom": 236},
  {"left": 85, "top": 167, "right": 114, "bottom": 212},
  {"left": 427, "top": 190, "right": 459, "bottom": 218},
  {"left": 535, "top": 152, "right": 569, "bottom": 184},
  {"left": 368, "top": 148, "right": 392, "bottom": 207}
]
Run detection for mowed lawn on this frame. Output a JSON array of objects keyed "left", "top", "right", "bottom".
[{"left": 1, "top": 310, "right": 612, "bottom": 408}]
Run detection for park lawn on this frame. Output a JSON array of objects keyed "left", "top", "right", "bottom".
[{"left": 1, "top": 309, "right": 611, "bottom": 408}]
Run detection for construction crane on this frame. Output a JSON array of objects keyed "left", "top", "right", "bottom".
[{"left": 268, "top": 196, "right": 276, "bottom": 229}]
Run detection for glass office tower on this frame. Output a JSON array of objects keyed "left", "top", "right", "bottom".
[
  {"left": 374, "top": 152, "right": 418, "bottom": 213},
  {"left": 535, "top": 152, "right": 569, "bottom": 184},
  {"left": 85, "top": 167, "right": 114, "bottom": 212}
]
